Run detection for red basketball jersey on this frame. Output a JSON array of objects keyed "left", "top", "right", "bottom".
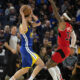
[{"left": 58, "top": 22, "right": 72, "bottom": 47}]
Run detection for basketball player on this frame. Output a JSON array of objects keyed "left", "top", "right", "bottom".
[
  {"left": 46, "top": 0, "right": 77, "bottom": 80},
  {"left": 9, "top": 5, "right": 45, "bottom": 80}
]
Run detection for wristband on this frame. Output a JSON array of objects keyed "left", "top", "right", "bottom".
[{"left": 36, "top": 20, "right": 40, "bottom": 23}]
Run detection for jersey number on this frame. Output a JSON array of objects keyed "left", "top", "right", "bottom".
[{"left": 66, "top": 32, "right": 70, "bottom": 41}]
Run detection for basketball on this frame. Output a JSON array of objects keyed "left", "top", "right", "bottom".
[{"left": 22, "top": 5, "right": 32, "bottom": 16}]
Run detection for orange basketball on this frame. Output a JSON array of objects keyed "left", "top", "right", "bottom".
[{"left": 22, "top": 5, "right": 32, "bottom": 16}]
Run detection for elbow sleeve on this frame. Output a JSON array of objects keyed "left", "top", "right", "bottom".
[{"left": 70, "top": 31, "right": 76, "bottom": 48}]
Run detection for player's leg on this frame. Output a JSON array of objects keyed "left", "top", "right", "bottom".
[
  {"left": 47, "top": 49, "right": 65, "bottom": 80},
  {"left": 54, "top": 66, "right": 63, "bottom": 80},
  {"left": 28, "top": 57, "right": 45, "bottom": 80},
  {"left": 48, "top": 66, "right": 63, "bottom": 80},
  {"left": 9, "top": 56, "right": 31, "bottom": 80},
  {"left": 9, "top": 67, "right": 30, "bottom": 80},
  {"left": 46, "top": 58, "right": 58, "bottom": 80},
  {"left": 48, "top": 67, "right": 58, "bottom": 80}
]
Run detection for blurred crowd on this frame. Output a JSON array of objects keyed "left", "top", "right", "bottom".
[{"left": 0, "top": 0, "right": 80, "bottom": 80}]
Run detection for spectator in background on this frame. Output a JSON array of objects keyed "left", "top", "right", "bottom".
[
  {"left": 40, "top": 47, "right": 47, "bottom": 62},
  {"left": 39, "top": 47, "right": 52, "bottom": 80},
  {"left": 32, "top": 27, "right": 39, "bottom": 39},
  {"left": 33, "top": 38, "right": 40, "bottom": 55},
  {"left": 77, "top": 0, "right": 80, "bottom": 9},
  {"left": 5, "top": 3, "right": 13, "bottom": 16},
  {"left": 41, "top": 38, "right": 52, "bottom": 56},
  {"left": 28, "top": 0, "right": 34, "bottom": 5},
  {"left": 49, "top": 30, "right": 57, "bottom": 46},
  {"left": 42, "top": 20, "right": 52, "bottom": 33},
  {"left": 0, "top": 22, "right": 4, "bottom": 29},
  {"left": 76, "top": 9, "right": 80, "bottom": 18},
  {"left": 7, "top": 6, "right": 17, "bottom": 26},
  {"left": 49, "top": 15, "right": 57, "bottom": 28},
  {"left": 0, "top": 4, "right": 6, "bottom": 26},
  {"left": 4, "top": 25, "right": 10, "bottom": 37},
  {"left": 36, "top": 0, "right": 48, "bottom": 5},
  {"left": 0, "top": 29, "right": 7, "bottom": 80},
  {"left": 41, "top": 38, "right": 49, "bottom": 48},
  {"left": 44, "top": 31, "right": 50, "bottom": 39},
  {"left": 32, "top": 27, "right": 40, "bottom": 54},
  {"left": 76, "top": 11, "right": 80, "bottom": 46},
  {"left": 61, "top": 0, "right": 70, "bottom": 13},
  {"left": 76, "top": 14, "right": 80, "bottom": 27},
  {"left": 4, "top": 26, "right": 18, "bottom": 77},
  {"left": 42, "top": 4, "right": 50, "bottom": 16},
  {"left": 62, "top": 53, "right": 77, "bottom": 80},
  {"left": 67, "top": 5, "right": 76, "bottom": 17},
  {"left": 17, "top": 32, "right": 21, "bottom": 45}
]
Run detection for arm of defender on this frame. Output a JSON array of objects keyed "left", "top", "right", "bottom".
[
  {"left": 70, "top": 30, "right": 76, "bottom": 48},
  {"left": 49, "top": 0, "right": 62, "bottom": 23}
]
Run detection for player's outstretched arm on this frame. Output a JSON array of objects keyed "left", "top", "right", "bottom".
[
  {"left": 49, "top": 0, "right": 62, "bottom": 23},
  {"left": 20, "top": 6, "right": 28, "bottom": 33}
]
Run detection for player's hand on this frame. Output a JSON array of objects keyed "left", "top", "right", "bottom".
[
  {"left": 31, "top": 9, "right": 33, "bottom": 16},
  {"left": 11, "top": 49, "right": 16, "bottom": 54},
  {"left": 31, "top": 22, "right": 37, "bottom": 27},
  {"left": 70, "top": 47, "right": 75, "bottom": 55},
  {"left": 48, "top": 0, "right": 54, "bottom": 3},
  {"left": 20, "top": 6, "right": 25, "bottom": 17},
  {"left": 31, "top": 10, "right": 36, "bottom": 18}
]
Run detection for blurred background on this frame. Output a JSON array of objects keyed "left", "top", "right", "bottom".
[{"left": 0, "top": 0, "right": 80, "bottom": 80}]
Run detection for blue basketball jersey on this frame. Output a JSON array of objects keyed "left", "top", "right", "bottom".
[
  {"left": 20, "top": 25, "right": 39, "bottom": 68},
  {"left": 20, "top": 26, "right": 33, "bottom": 47}
]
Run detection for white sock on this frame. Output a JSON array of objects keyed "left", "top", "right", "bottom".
[
  {"left": 48, "top": 67, "right": 58, "bottom": 80},
  {"left": 54, "top": 66, "right": 63, "bottom": 80},
  {"left": 28, "top": 76, "right": 34, "bottom": 80},
  {"left": 9, "top": 76, "right": 15, "bottom": 80}
]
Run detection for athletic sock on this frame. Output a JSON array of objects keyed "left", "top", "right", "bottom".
[
  {"left": 9, "top": 76, "right": 15, "bottom": 80},
  {"left": 55, "top": 66, "right": 63, "bottom": 80},
  {"left": 28, "top": 76, "right": 34, "bottom": 80},
  {"left": 48, "top": 67, "right": 58, "bottom": 80}
]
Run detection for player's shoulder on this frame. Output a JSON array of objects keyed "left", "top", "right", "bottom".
[
  {"left": 66, "top": 22, "right": 72, "bottom": 32},
  {"left": 19, "top": 24, "right": 29, "bottom": 34},
  {"left": 66, "top": 22, "right": 72, "bottom": 27}
]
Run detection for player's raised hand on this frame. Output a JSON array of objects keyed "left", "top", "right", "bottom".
[
  {"left": 48, "top": 0, "right": 54, "bottom": 3},
  {"left": 20, "top": 6, "right": 25, "bottom": 17}
]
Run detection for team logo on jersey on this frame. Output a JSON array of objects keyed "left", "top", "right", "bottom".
[
  {"left": 66, "top": 27, "right": 71, "bottom": 31},
  {"left": 30, "top": 32, "right": 33, "bottom": 38}
]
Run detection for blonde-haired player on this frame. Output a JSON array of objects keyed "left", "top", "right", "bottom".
[{"left": 9, "top": 5, "right": 45, "bottom": 80}]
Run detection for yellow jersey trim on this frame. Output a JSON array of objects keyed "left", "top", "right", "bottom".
[
  {"left": 31, "top": 53, "right": 39, "bottom": 67},
  {"left": 20, "top": 24, "right": 28, "bottom": 34},
  {"left": 22, "top": 67, "right": 31, "bottom": 69}
]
